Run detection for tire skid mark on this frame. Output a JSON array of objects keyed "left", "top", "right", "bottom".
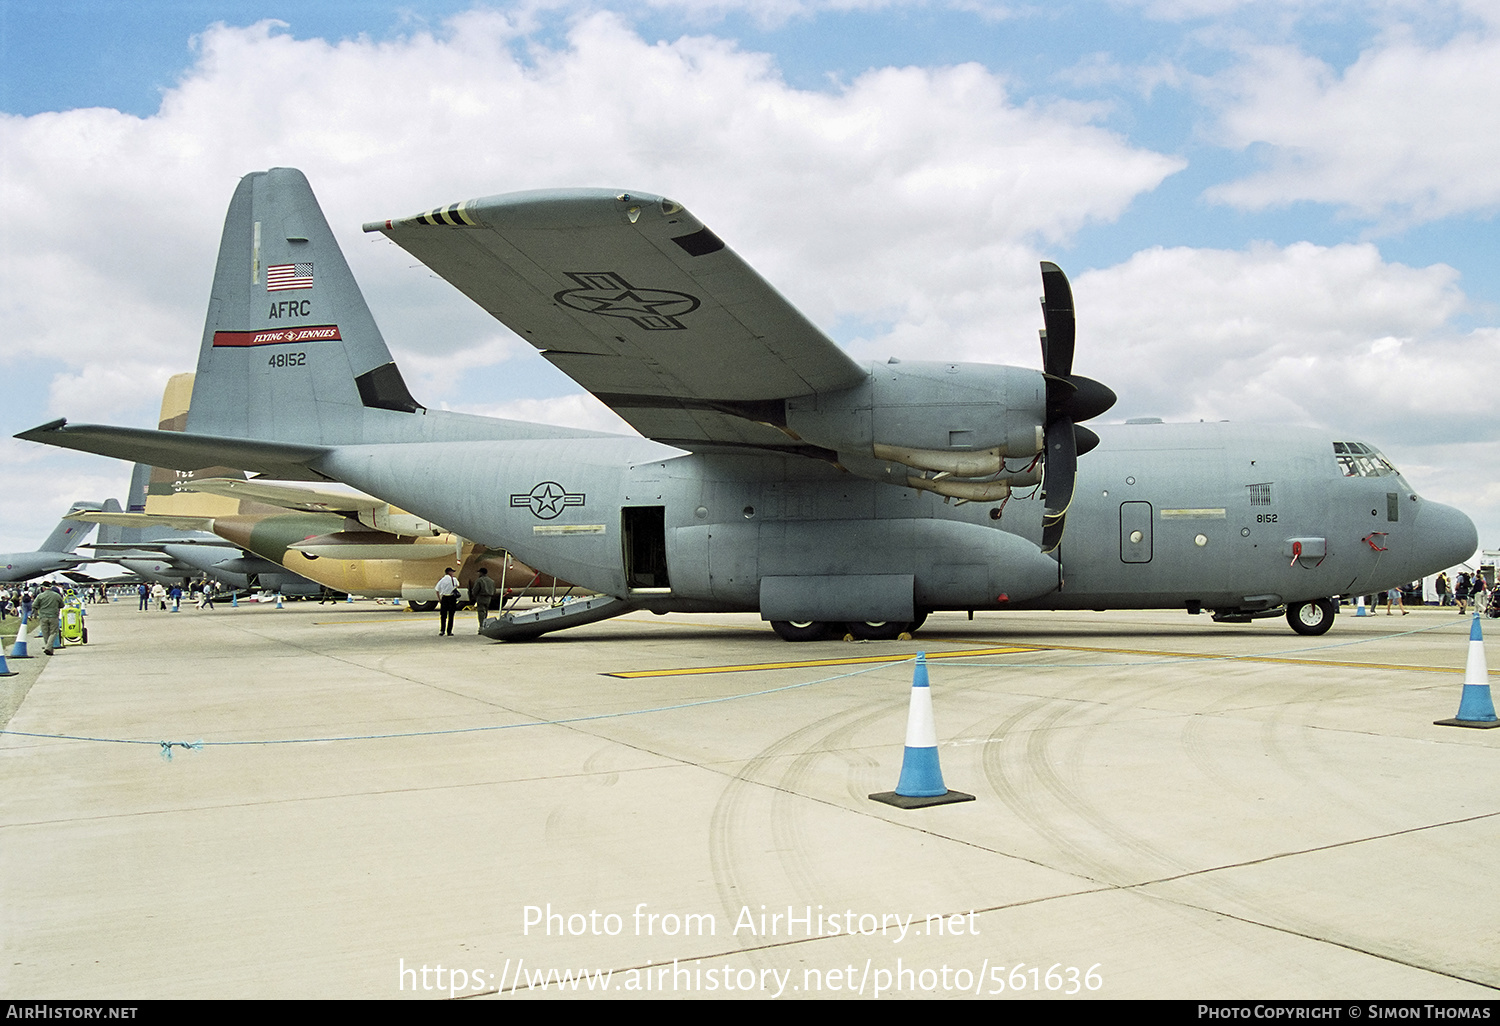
[
  {"left": 768, "top": 699, "right": 901, "bottom": 905},
  {"left": 708, "top": 671, "right": 909, "bottom": 950},
  {"left": 979, "top": 658, "right": 1212, "bottom": 886}
]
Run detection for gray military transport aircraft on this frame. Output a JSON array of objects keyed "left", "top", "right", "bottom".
[
  {"left": 16, "top": 168, "right": 1478, "bottom": 641},
  {"left": 0, "top": 500, "right": 108, "bottom": 583}
]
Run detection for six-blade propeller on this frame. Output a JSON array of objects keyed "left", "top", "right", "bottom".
[{"left": 1038, "top": 261, "right": 1116, "bottom": 553}]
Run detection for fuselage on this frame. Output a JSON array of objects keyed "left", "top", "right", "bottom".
[
  {"left": 0, "top": 551, "right": 87, "bottom": 584},
  {"left": 315, "top": 419, "right": 1476, "bottom": 621}
]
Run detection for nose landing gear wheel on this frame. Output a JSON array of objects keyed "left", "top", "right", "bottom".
[{"left": 1287, "top": 599, "right": 1336, "bottom": 636}]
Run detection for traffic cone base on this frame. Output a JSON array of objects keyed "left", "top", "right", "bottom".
[
  {"left": 1433, "top": 715, "right": 1500, "bottom": 729},
  {"left": 869, "top": 788, "right": 975, "bottom": 809}
]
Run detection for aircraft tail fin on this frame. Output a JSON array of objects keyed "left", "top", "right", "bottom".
[
  {"left": 186, "top": 168, "right": 424, "bottom": 445},
  {"left": 96, "top": 498, "right": 124, "bottom": 545},
  {"left": 41, "top": 501, "right": 105, "bottom": 553}
]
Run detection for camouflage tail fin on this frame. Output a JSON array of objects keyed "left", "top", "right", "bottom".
[
  {"left": 148, "top": 373, "right": 255, "bottom": 518},
  {"left": 187, "top": 168, "right": 424, "bottom": 444}
]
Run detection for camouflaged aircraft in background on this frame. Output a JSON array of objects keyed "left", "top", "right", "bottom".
[{"left": 18, "top": 168, "right": 1477, "bottom": 641}]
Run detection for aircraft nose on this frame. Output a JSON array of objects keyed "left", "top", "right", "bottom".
[{"left": 1416, "top": 500, "right": 1478, "bottom": 573}]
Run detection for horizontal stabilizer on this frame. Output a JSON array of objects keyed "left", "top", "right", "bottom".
[
  {"left": 68, "top": 512, "right": 220, "bottom": 532},
  {"left": 15, "top": 421, "right": 330, "bottom": 481},
  {"left": 182, "top": 477, "right": 382, "bottom": 515},
  {"left": 85, "top": 539, "right": 229, "bottom": 551}
]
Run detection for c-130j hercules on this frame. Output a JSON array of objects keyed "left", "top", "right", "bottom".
[{"left": 18, "top": 168, "right": 1477, "bottom": 641}]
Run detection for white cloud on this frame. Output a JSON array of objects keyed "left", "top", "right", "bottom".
[
  {"left": 1077, "top": 241, "right": 1479, "bottom": 432},
  {"left": 1206, "top": 30, "right": 1500, "bottom": 223},
  {"left": 456, "top": 393, "right": 639, "bottom": 434}
]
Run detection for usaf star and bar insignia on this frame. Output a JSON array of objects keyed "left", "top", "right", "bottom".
[
  {"left": 511, "top": 482, "right": 586, "bottom": 520},
  {"left": 554, "top": 271, "right": 699, "bottom": 331}
]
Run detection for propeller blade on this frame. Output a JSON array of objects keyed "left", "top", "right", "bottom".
[
  {"left": 1041, "top": 416, "right": 1077, "bottom": 553},
  {"left": 1039, "top": 261, "right": 1075, "bottom": 380}
]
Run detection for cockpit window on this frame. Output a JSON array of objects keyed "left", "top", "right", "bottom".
[{"left": 1333, "top": 441, "right": 1398, "bottom": 478}]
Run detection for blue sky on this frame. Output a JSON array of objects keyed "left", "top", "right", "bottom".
[{"left": 2, "top": 0, "right": 1499, "bottom": 556}]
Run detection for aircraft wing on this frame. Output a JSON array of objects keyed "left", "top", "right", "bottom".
[{"left": 366, "top": 189, "right": 867, "bottom": 452}]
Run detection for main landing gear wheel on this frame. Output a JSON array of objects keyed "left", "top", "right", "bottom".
[
  {"left": 770, "top": 620, "right": 833, "bottom": 642},
  {"left": 408, "top": 599, "right": 437, "bottom": 612},
  {"left": 846, "top": 621, "right": 908, "bottom": 641},
  {"left": 1287, "top": 599, "right": 1336, "bottom": 636}
]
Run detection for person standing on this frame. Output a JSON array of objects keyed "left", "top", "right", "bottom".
[
  {"left": 1436, "top": 572, "right": 1449, "bottom": 607},
  {"left": 1457, "top": 572, "right": 1471, "bottom": 615},
  {"left": 473, "top": 567, "right": 497, "bottom": 632},
  {"left": 32, "top": 583, "right": 64, "bottom": 656},
  {"left": 436, "top": 568, "right": 460, "bottom": 637}
]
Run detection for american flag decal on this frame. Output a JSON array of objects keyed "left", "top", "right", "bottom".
[{"left": 266, "top": 263, "right": 314, "bottom": 291}]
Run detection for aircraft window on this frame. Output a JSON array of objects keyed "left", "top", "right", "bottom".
[{"left": 1333, "top": 442, "right": 1398, "bottom": 478}]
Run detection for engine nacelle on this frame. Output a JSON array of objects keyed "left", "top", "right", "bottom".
[
  {"left": 786, "top": 360, "right": 1045, "bottom": 454},
  {"left": 784, "top": 360, "right": 1046, "bottom": 497}
]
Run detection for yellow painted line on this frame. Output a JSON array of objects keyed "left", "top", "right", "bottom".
[
  {"left": 605, "top": 646, "right": 1039, "bottom": 679},
  {"left": 922, "top": 638, "right": 1465, "bottom": 676},
  {"left": 313, "top": 614, "right": 427, "bottom": 626}
]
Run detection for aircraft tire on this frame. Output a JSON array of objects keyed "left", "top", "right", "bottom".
[
  {"left": 408, "top": 600, "right": 437, "bottom": 612},
  {"left": 771, "top": 620, "right": 833, "bottom": 642},
  {"left": 908, "top": 611, "right": 928, "bottom": 633},
  {"left": 846, "top": 620, "right": 908, "bottom": 641},
  {"left": 1286, "top": 599, "right": 1336, "bottom": 636}
]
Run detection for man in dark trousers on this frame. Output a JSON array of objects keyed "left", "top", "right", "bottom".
[
  {"left": 473, "top": 567, "right": 497, "bottom": 632},
  {"left": 32, "top": 583, "right": 64, "bottom": 656},
  {"left": 436, "top": 568, "right": 460, "bottom": 637}
]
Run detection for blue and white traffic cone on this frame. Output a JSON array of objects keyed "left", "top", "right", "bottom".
[
  {"left": 9, "top": 615, "right": 31, "bottom": 659},
  {"left": 231, "top": 592, "right": 238, "bottom": 608},
  {"left": 1356, "top": 596, "right": 1368, "bottom": 617},
  {"left": 1436, "top": 614, "right": 1500, "bottom": 728},
  {"left": 275, "top": 592, "right": 284, "bottom": 609},
  {"left": 0, "top": 645, "right": 15, "bottom": 676},
  {"left": 870, "top": 653, "right": 975, "bottom": 809}
]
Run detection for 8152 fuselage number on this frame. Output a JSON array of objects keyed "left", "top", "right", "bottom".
[{"left": 268, "top": 351, "right": 306, "bottom": 368}]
